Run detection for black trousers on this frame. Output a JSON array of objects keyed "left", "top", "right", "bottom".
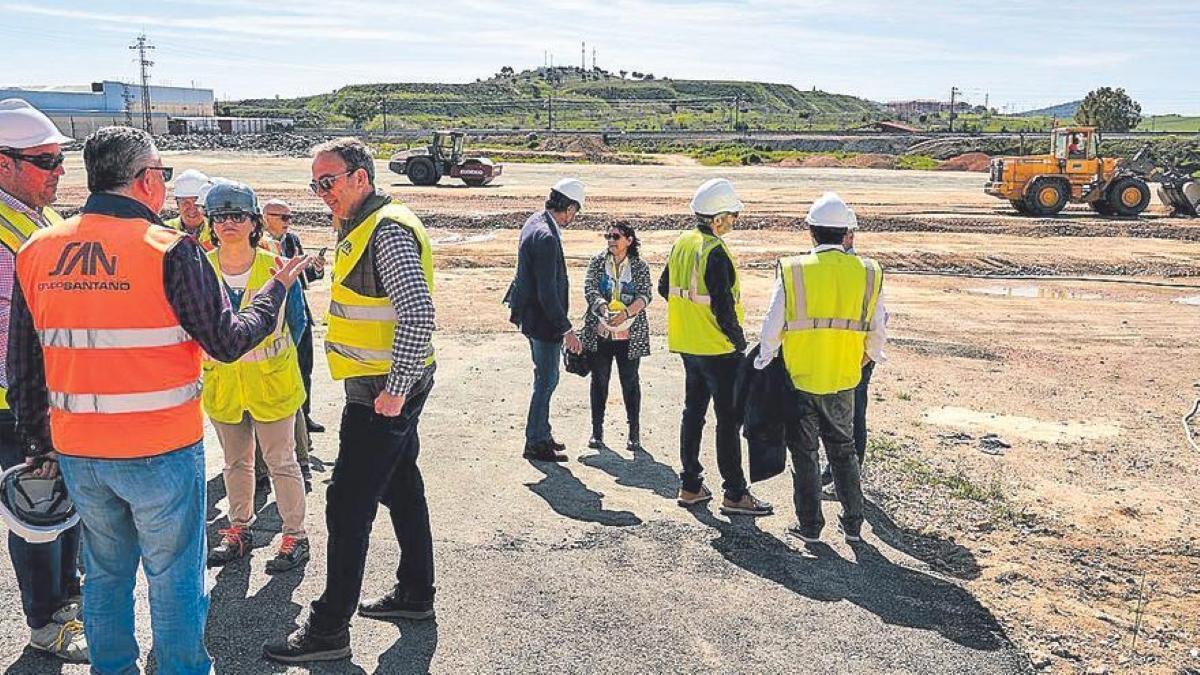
[
  {"left": 588, "top": 339, "right": 641, "bottom": 439},
  {"left": 787, "top": 387, "right": 864, "bottom": 533},
  {"left": 678, "top": 353, "right": 747, "bottom": 500},
  {"left": 297, "top": 322, "right": 315, "bottom": 415},
  {"left": 311, "top": 370, "right": 435, "bottom": 632}
]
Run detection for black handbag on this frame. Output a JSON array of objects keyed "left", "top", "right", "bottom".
[{"left": 563, "top": 347, "right": 591, "bottom": 377}]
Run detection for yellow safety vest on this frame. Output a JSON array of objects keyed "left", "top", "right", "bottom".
[
  {"left": 779, "top": 249, "right": 882, "bottom": 395},
  {"left": 327, "top": 202, "right": 434, "bottom": 380},
  {"left": 0, "top": 201, "right": 62, "bottom": 411},
  {"left": 164, "top": 215, "right": 213, "bottom": 248},
  {"left": 666, "top": 228, "right": 744, "bottom": 355},
  {"left": 201, "top": 249, "right": 305, "bottom": 423}
]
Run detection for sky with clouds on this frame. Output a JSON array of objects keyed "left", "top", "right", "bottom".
[{"left": 2, "top": 0, "right": 1197, "bottom": 114}]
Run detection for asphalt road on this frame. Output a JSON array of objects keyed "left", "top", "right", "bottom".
[{"left": 0, "top": 332, "right": 1030, "bottom": 674}]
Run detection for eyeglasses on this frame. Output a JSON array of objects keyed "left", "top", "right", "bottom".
[
  {"left": 136, "top": 165, "right": 174, "bottom": 181},
  {"left": 310, "top": 170, "right": 354, "bottom": 194},
  {"left": 266, "top": 213, "right": 293, "bottom": 222},
  {"left": 0, "top": 149, "right": 65, "bottom": 171},
  {"left": 210, "top": 212, "right": 250, "bottom": 224},
  {"left": 604, "top": 233, "right": 624, "bottom": 241}
]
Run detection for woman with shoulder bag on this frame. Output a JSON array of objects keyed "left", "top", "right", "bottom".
[{"left": 581, "top": 223, "right": 652, "bottom": 452}]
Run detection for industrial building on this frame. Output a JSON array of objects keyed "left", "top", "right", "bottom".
[{"left": 0, "top": 80, "right": 214, "bottom": 138}]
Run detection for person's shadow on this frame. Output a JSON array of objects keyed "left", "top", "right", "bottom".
[
  {"left": 374, "top": 619, "right": 439, "bottom": 674},
  {"left": 525, "top": 461, "right": 641, "bottom": 527},
  {"left": 863, "top": 500, "right": 982, "bottom": 580},
  {"left": 578, "top": 442, "right": 678, "bottom": 499},
  {"left": 688, "top": 507, "right": 1012, "bottom": 653}
]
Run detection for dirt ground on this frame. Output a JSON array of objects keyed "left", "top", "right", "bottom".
[{"left": 4, "top": 153, "right": 1198, "bottom": 673}]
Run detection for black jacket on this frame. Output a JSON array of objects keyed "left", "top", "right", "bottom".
[
  {"left": 507, "top": 210, "right": 571, "bottom": 341},
  {"left": 735, "top": 345, "right": 792, "bottom": 483}
]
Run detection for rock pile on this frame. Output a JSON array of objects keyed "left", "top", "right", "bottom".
[{"left": 154, "top": 133, "right": 329, "bottom": 157}]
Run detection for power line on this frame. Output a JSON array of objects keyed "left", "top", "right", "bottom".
[{"left": 129, "top": 34, "right": 155, "bottom": 131}]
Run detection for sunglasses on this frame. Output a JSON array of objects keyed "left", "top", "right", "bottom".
[
  {"left": 604, "top": 233, "right": 625, "bottom": 241},
  {"left": 310, "top": 170, "right": 354, "bottom": 194},
  {"left": 1, "top": 149, "right": 65, "bottom": 171},
  {"left": 135, "top": 165, "right": 174, "bottom": 181},
  {"left": 210, "top": 212, "right": 251, "bottom": 224},
  {"left": 268, "top": 213, "right": 293, "bottom": 222}
]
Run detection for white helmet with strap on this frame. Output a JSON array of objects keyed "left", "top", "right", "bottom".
[{"left": 0, "top": 463, "right": 79, "bottom": 544}]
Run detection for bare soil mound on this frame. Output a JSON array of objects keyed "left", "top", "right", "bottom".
[
  {"left": 844, "top": 153, "right": 897, "bottom": 169},
  {"left": 937, "top": 152, "right": 991, "bottom": 172},
  {"left": 539, "top": 135, "right": 610, "bottom": 158},
  {"left": 800, "top": 155, "right": 844, "bottom": 168}
]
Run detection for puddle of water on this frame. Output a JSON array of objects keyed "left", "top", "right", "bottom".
[
  {"left": 923, "top": 406, "right": 1121, "bottom": 444},
  {"left": 1174, "top": 295, "right": 1200, "bottom": 306},
  {"left": 967, "top": 285, "right": 1102, "bottom": 300}
]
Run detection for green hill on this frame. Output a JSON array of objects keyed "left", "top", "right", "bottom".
[
  {"left": 1016, "top": 100, "right": 1081, "bottom": 118},
  {"left": 224, "top": 67, "right": 883, "bottom": 132}
]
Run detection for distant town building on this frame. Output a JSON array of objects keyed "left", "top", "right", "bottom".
[{"left": 0, "top": 80, "right": 214, "bottom": 137}]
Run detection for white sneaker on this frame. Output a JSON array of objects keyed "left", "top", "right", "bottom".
[{"left": 29, "top": 619, "right": 89, "bottom": 663}]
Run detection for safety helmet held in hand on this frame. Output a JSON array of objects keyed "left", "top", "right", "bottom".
[
  {"left": 0, "top": 98, "right": 73, "bottom": 149},
  {"left": 551, "top": 177, "right": 585, "bottom": 211},
  {"left": 690, "top": 178, "right": 743, "bottom": 216},
  {"left": 204, "top": 181, "right": 260, "bottom": 217},
  {"left": 0, "top": 464, "right": 79, "bottom": 544},
  {"left": 804, "top": 191, "right": 858, "bottom": 230}
]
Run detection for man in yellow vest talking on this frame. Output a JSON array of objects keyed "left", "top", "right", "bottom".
[
  {"left": 754, "top": 192, "right": 887, "bottom": 544},
  {"left": 659, "top": 179, "right": 772, "bottom": 516},
  {"left": 0, "top": 98, "right": 88, "bottom": 661},
  {"left": 266, "top": 138, "right": 437, "bottom": 663}
]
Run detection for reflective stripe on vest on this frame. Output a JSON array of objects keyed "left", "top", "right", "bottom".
[
  {"left": 38, "top": 326, "right": 191, "bottom": 349},
  {"left": 16, "top": 214, "right": 203, "bottom": 458},
  {"left": 0, "top": 203, "right": 59, "bottom": 411},
  {"left": 665, "top": 228, "right": 743, "bottom": 355},
  {"left": 50, "top": 380, "right": 202, "bottom": 415},
  {"left": 326, "top": 202, "right": 434, "bottom": 380},
  {"left": 779, "top": 250, "right": 882, "bottom": 395},
  {"left": 201, "top": 249, "right": 305, "bottom": 424}
]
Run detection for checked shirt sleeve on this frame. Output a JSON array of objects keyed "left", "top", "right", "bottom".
[{"left": 373, "top": 221, "right": 436, "bottom": 397}]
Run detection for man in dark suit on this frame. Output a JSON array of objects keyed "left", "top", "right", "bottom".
[{"left": 507, "top": 179, "right": 585, "bottom": 462}]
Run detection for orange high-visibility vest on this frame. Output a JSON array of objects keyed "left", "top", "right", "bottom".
[{"left": 16, "top": 213, "right": 203, "bottom": 459}]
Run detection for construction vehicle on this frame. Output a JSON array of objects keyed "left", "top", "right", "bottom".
[
  {"left": 387, "top": 131, "right": 502, "bottom": 187},
  {"left": 985, "top": 126, "right": 1200, "bottom": 217}
]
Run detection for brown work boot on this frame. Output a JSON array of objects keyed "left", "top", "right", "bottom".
[
  {"left": 720, "top": 492, "right": 774, "bottom": 516},
  {"left": 677, "top": 485, "right": 713, "bottom": 507}
]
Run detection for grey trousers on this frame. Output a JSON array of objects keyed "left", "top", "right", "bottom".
[{"left": 786, "top": 387, "right": 864, "bottom": 534}]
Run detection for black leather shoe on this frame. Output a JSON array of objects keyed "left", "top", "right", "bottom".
[
  {"left": 359, "top": 587, "right": 435, "bottom": 620},
  {"left": 548, "top": 437, "right": 566, "bottom": 452},
  {"left": 523, "top": 441, "right": 567, "bottom": 462},
  {"left": 263, "top": 621, "right": 350, "bottom": 663},
  {"left": 305, "top": 416, "right": 325, "bottom": 434}
]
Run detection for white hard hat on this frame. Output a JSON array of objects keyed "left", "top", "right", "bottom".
[
  {"left": 172, "top": 169, "right": 210, "bottom": 199},
  {"left": 690, "top": 178, "right": 743, "bottom": 216},
  {"left": 805, "top": 191, "right": 858, "bottom": 230},
  {"left": 0, "top": 464, "right": 80, "bottom": 544},
  {"left": 0, "top": 99, "right": 72, "bottom": 149},
  {"left": 551, "top": 177, "right": 585, "bottom": 210}
]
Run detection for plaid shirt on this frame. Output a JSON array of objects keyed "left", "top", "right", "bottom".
[
  {"left": 7, "top": 193, "right": 284, "bottom": 457},
  {"left": 0, "top": 186, "right": 52, "bottom": 397},
  {"left": 337, "top": 192, "right": 436, "bottom": 403}
]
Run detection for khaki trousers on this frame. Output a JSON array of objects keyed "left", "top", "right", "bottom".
[{"left": 213, "top": 412, "right": 307, "bottom": 537}]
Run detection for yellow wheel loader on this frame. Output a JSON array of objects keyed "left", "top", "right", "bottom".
[{"left": 984, "top": 126, "right": 1199, "bottom": 217}]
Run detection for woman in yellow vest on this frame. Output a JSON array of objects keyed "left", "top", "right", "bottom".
[{"left": 201, "top": 182, "right": 311, "bottom": 574}]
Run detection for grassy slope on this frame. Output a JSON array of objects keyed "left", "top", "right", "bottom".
[{"left": 224, "top": 68, "right": 882, "bottom": 131}]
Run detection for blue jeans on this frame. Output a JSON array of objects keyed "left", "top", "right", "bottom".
[
  {"left": 0, "top": 420, "right": 81, "bottom": 629},
  {"left": 526, "top": 337, "right": 562, "bottom": 444},
  {"left": 58, "top": 443, "right": 211, "bottom": 675}
]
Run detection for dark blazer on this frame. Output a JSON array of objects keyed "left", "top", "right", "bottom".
[
  {"left": 735, "top": 345, "right": 792, "bottom": 483},
  {"left": 507, "top": 210, "right": 571, "bottom": 341}
]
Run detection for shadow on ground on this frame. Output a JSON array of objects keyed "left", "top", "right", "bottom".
[
  {"left": 863, "top": 499, "right": 982, "bottom": 580},
  {"left": 689, "top": 507, "right": 1012, "bottom": 654},
  {"left": 525, "top": 460, "right": 641, "bottom": 527},
  {"left": 578, "top": 442, "right": 678, "bottom": 499}
]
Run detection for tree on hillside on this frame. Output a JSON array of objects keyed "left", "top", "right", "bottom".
[
  {"left": 619, "top": 70, "right": 628, "bottom": 79},
  {"left": 1074, "top": 87, "right": 1142, "bottom": 131},
  {"left": 499, "top": 66, "right": 514, "bottom": 78}
]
